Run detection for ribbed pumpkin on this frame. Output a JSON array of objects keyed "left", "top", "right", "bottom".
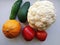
[{"left": 2, "top": 20, "right": 21, "bottom": 38}]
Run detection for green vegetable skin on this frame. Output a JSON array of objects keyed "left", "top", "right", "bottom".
[
  {"left": 18, "top": 2, "right": 30, "bottom": 23},
  {"left": 10, "top": 0, "right": 22, "bottom": 19}
]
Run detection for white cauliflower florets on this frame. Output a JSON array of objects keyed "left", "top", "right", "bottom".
[{"left": 27, "top": 1, "right": 56, "bottom": 30}]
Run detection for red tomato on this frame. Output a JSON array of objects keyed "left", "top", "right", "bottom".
[
  {"left": 22, "top": 25, "right": 35, "bottom": 41},
  {"left": 36, "top": 30, "right": 47, "bottom": 41}
]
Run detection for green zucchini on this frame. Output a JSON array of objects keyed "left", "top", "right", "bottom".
[
  {"left": 9, "top": 0, "right": 22, "bottom": 19},
  {"left": 18, "top": 2, "right": 30, "bottom": 23}
]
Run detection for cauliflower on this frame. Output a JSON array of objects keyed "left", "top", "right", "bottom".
[{"left": 27, "top": 1, "right": 56, "bottom": 30}]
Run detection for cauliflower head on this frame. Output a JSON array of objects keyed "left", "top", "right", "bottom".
[{"left": 27, "top": 1, "right": 56, "bottom": 30}]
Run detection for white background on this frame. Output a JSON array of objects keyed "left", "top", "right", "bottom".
[{"left": 0, "top": 0, "right": 60, "bottom": 45}]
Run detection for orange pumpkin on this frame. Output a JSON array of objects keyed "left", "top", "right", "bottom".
[{"left": 2, "top": 20, "right": 21, "bottom": 38}]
